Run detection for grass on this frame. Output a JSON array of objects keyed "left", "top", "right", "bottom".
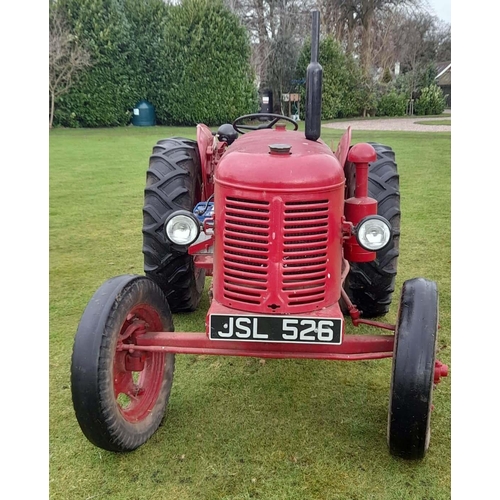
[
  {"left": 413, "top": 119, "right": 451, "bottom": 126},
  {"left": 50, "top": 124, "right": 450, "bottom": 500}
]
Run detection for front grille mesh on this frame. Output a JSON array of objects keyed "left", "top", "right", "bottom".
[{"left": 221, "top": 196, "right": 331, "bottom": 310}]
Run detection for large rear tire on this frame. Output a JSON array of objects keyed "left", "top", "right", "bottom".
[
  {"left": 71, "top": 275, "right": 175, "bottom": 452},
  {"left": 388, "top": 278, "right": 438, "bottom": 459},
  {"left": 344, "top": 143, "right": 400, "bottom": 318},
  {"left": 142, "top": 138, "right": 205, "bottom": 312}
]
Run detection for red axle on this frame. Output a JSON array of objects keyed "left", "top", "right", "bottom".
[{"left": 122, "top": 331, "right": 394, "bottom": 360}]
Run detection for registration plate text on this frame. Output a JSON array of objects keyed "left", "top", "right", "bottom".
[{"left": 209, "top": 315, "right": 342, "bottom": 345}]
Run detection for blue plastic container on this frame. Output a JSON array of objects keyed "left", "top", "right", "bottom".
[{"left": 132, "top": 100, "right": 156, "bottom": 126}]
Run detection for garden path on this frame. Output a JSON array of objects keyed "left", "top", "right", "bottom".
[{"left": 322, "top": 112, "right": 451, "bottom": 132}]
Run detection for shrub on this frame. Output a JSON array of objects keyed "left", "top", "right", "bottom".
[
  {"left": 414, "top": 84, "right": 446, "bottom": 115},
  {"left": 53, "top": 0, "right": 141, "bottom": 127},
  {"left": 52, "top": 0, "right": 257, "bottom": 127},
  {"left": 392, "top": 63, "right": 438, "bottom": 101},
  {"left": 381, "top": 67, "right": 393, "bottom": 84},
  {"left": 122, "top": 0, "right": 172, "bottom": 125},
  {"left": 161, "top": 0, "right": 258, "bottom": 125},
  {"left": 296, "top": 37, "right": 364, "bottom": 120},
  {"left": 376, "top": 91, "right": 407, "bottom": 117}
]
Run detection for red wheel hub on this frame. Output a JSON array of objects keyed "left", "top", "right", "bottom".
[{"left": 113, "top": 304, "right": 166, "bottom": 422}]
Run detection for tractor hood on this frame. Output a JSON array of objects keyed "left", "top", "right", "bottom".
[{"left": 215, "top": 129, "right": 344, "bottom": 192}]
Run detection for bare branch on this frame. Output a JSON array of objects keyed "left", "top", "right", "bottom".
[{"left": 49, "top": 8, "right": 91, "bottom": 127}]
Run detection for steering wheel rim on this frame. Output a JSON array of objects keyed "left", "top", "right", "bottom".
[{"left": 232, "top": 113, "right": 298, "bottom": 134}]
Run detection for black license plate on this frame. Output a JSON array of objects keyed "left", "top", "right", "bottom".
[{"left": 209, "top": 314, "right": 342, "bottom": 345}]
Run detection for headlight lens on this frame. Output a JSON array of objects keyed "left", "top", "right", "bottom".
[
  {"left": 356, "top": 215, "right": 392, "bottom": 251},
  {"left": 165, "top": 211, "right": 200, "bottom": 246}
]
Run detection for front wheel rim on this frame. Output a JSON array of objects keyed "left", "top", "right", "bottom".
[{"left": 113, "top": 304, "right": 165, "bottom": 423}]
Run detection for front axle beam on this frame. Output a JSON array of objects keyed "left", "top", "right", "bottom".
[{"left": 123, "top": 332, "right": 395, "bottom": 361}]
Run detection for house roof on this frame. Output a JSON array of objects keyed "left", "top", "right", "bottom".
[{"left": 435, "top": 62, "right": 451, "bottom": 86}]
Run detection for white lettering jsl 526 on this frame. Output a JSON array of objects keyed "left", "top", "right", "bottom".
[{"left": 217, "top": 316, "right": 337, "bottom": 342}]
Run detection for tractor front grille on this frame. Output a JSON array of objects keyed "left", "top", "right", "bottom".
[{"left": 220, "top": 194, "right": 333, "bottom": 313}]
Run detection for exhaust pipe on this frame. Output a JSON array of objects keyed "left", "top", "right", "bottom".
[{"left": 305, "top": 10, "right": 323, "bottom": 141}]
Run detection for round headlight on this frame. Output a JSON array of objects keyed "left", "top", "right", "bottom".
[
  {"left": 356, "top": 215, "right": 392, "bottom": 251},
  {"left": 165, "top": 211, "right": 200, "bottom": 246}
]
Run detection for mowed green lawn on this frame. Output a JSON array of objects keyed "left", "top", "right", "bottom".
[
  {"left": 414, "top": 120, "right": 451, "bottom": 126},
  {"left": 50, "top": 124, "right": 451, "bottom": 500}
]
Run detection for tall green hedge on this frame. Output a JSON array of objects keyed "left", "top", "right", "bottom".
[
  {"left": 162, "top": 0, "right": 257, "bottom": 125},
  {"left": 52, "top": 0, "right": 257, "bottom": 127},
  {"left": 296, "top": 38, "right": 365, "bottom": 120},
  {"left": 53, "top": 0, "right": 141, "bottom": 127},
  {"left": 122, "top": 0, "right": 172, "bottom": 124}
]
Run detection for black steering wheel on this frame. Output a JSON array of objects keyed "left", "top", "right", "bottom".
[{"left": 232, "top": 113, "right": 299, "bottom": 134}]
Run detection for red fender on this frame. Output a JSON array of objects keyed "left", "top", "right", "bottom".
[
  {"left": 335, "top": 126, "right": 352, "bottom": 169},
  {"left": 196, "top": 124, "right": 215, "bottom": 200}
]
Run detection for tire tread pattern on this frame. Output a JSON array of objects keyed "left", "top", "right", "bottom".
[{"left": 142, "top": 138, "right": 205, "bottom": 312}]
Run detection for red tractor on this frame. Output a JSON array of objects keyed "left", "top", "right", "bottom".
[{"left": 71, "top": 11, "right": 448, "bottom": 460}]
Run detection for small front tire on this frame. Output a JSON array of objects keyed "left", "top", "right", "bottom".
[
  {"left": 388, "top": 278, "right": 438, "bottom": 460},
  {"left": 71, "top": 275, "right": 175, "bottom": 452}
]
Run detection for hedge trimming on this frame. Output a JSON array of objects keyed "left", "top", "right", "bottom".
[{"left": 52, "top": 0, "right": 257, "bottom": 127}]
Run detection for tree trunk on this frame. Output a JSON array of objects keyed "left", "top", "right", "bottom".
[
  {"left": 49, "top": 90, "right": 55, "bottom": 128},
  {"left": 346, "top": 10, "right": 356, "bottom": 55},
  {"left": 360, "top": 10, "right": 374, "bottom": 77},
  {"left": 255, "top": 0, "right": 268, "bottom": 88}
]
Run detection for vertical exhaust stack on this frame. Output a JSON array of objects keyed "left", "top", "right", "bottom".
[{"left": 305, "top": 10, "right": 323, "bottom": 141}]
